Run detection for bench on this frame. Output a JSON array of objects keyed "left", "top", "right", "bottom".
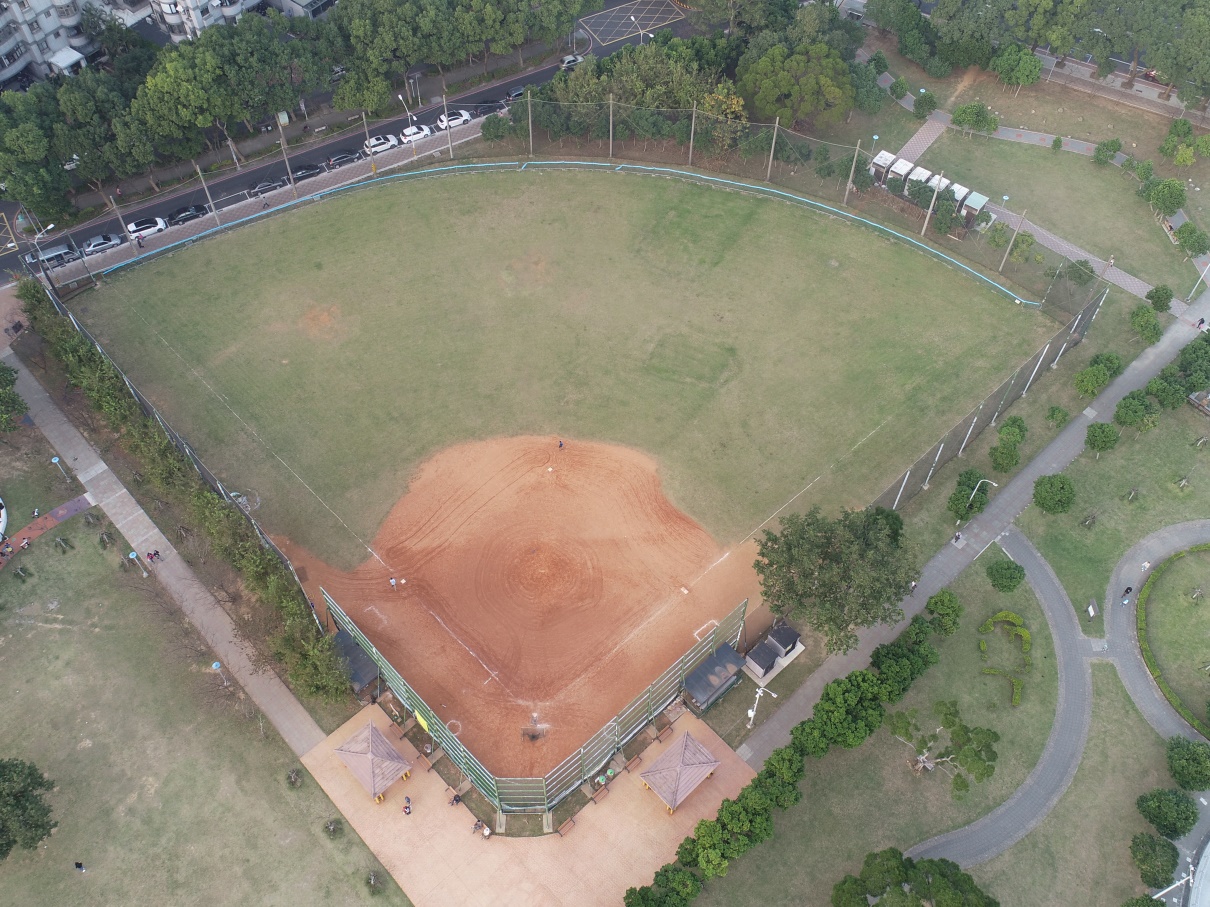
[
  {"left": 654, "top": 725, "right": 674, "bottom": 744},
  {"left": 624, "top": 755, "right": 642, "bottom": 773},
  {"left": 590, "top": 785, "right": 610, "bottom": 804},
  {"left": 556, "top": 818, "right": 576, "bottom": 837},
  {"left": 415, "top": 754, "right": 433, "bottom": 772}
]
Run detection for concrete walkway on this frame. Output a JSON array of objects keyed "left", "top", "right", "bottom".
[
  {"left": 2, "top": 348, "right": 326, "bottom": 758},
  {"left": 741, "top": 288, "right": 1210, "bottom": 769}
]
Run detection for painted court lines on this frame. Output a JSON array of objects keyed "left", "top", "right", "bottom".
[{"left": 580, "top": 0, "right": 683, "bottom": 47}]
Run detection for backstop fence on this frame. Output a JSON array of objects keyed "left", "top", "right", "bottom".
[
  {"left": 872, "top": 287, "right": 1106, "bottom": 514},
  {"left": 323, "top": 587, "right": 747, "bottom": 813}
]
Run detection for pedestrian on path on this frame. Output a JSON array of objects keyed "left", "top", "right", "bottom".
[
  {"left": 1198, "top": 318, "right": 1206, "bottom": 330},
  {"left": 153, "top": 550, "right": 161, "bottom": 561},
  {"left": 390, "top": 577, "right": 397, "bottom": 591},
  {"left": 20, "top": 538, "right": 29, "bottom": 550},
  {"left": 403, "top": 796, "right": 411, "bottom": 815},
  {"left": 1142, "top": 560, "right": 1151, "bottom": 572},
  {"left": 136, "top": 236, "right": 144, "bottom": 249},
  {"left": 74, "top": 862, "right": 86, "bottom": 872}
]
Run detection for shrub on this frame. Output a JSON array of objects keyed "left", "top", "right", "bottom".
[
  {"left": 831, "top": 875, "right": 868, "bottom": 907},
  {"left": 1092, "top": 138, "right": 1122, "bottom": 164},
  {"left": 1089, "top": 352, "right": 1124, "bottom": 379},
  {"left": 978, "top": 610, "right": 1024, "bottom": 632},
  {"left": 1046, "top": 405, "right": 1069, "bottom": 428},
  {"left": 1033, "top": 474, "right": 1075, "bottom": 513},
  {"left": 887, "top": 175, "right": 906, "bottom": 196},
  {"left": 986, "top": 559, "right": 1025, "bottom": 592},
  {"left": 1115, "top": 389, "right": 1159, "bottom": 427},
  {"left": 1012, "top": 626, "right": 1032, "bottom": 652},
  {"left": 989, "top": 442, "right": 1020, "bottom": 472},
  {"left": 925, "top": 589, "right": 963, "bottom": 637},
  {"left": 869, "top": 50, "right": 889, "bottom": 74},
  {"left": 1147, "top": 285, "right": 1175, "bottom": 313},
  {"left": 889, "top": 77, "right": 909, "bottom": 100},
  {"left": 1131, "top": 832, "right": 1179, "bottom": 887},
  {"left": 1168, "top": 737, "right": 1210, "bottom": 791},
  {"left": 1074, "top": 364, "right": 1111, "bottom": 396},
  {"left": 1001, "top": 414, "right": 1027, "bottom": 440},
  {"left": 1085, "top": 422, "right": 1119, "bottom": 453},
  {"left": 1137, "top": 788, "right": 1199, "bottom": 839},
  {"left": 1131, "top": 304, "right": 1164, "bottom": 345},
  {"left": 948, "top": 468, "right": 992, "bottom": 519},
  {"left": 978, "top": 638, "right": 987, "bottom": 659},
  {"left": 480, "top": 113, "right": 511, "bottom": 141},
  {"left": 1051, "top": 135, "right": 1063, "bottom": 152}
]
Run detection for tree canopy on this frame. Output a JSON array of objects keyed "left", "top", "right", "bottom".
[
  {"left": 0, "top": 759, "right": 56, "bottom": 860},
  {"left": 737, "top": 42, "right": 856, "bottom": 127}
]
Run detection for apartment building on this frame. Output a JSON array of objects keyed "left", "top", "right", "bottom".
[
  {"left": 147, "top": 0, "right": 257, "bottom": 43},
  {"left": 0, "top": 0, "right": 155, "bottom": 86}
]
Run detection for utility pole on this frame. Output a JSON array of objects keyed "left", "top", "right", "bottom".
[
  {"left": 362, "top": 112, "right": 377, "bottom": 174},
  {"left": 609, "top": 93, "right": 614, "bottom": 159},
  {"left": 843, "top": 139, "right": 862, "bottom": 207},
  {"left": 998, "top": 207, "right": 1027, "bottom": 273},
  {"left": 1190, "top": 258, "right": 1210, "bottom": 303},
  {"left": 110, "top": 195, "right": 136, "bottom": 247},
  {"left": 766, "top": 117, "right": 779, "bottom": 182},
  {"left": 194, "top": 162, "right": 221, "bottom": 227},
  {"left": 921, "top": 170, "right": 943, "bottom": 236},
  {"left": 442, "top": 94, "right": 455, "bottom": 159},
  {"left": 687, "top": 101, "right": 697, "bottom": 167},
  {"left": 277, "top": 118, "right": 297, "bottom": 199},
  {"left": 527, "top": 89, "right": 533, "bottom": 158}
]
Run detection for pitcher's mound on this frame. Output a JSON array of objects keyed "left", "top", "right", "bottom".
[{"left": 280, "top": 436, "right": 758, "bottom": 776}]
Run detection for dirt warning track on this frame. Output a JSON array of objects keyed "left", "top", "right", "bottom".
[{"left": 279, "top": 436, "right": 759, "bottom": 777}]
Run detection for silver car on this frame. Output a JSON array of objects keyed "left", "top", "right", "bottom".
[{"left": 81, "top": 234, "right": 125, "bottom": 255}]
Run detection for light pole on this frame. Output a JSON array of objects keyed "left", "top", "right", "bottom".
[
  {"left": 397, "top": 93, "right": 416, "bottom": 125},
  {"left": 960, "top": 479, "right": 998, "bottom": 523},
  {"left": 746, "top": 686, "right": 778, "bottom": 729},
  {"left": 212, "top": 661, "right": 230, "bottom": 687},
  {"left": 871, "top": 134, "right": 879, "bottom": 157},
  {"left": 1189, "top": 257, "right": 1210, "bottom": 303},
  {"left": 630, "top": 15, "right": 645, "bottom": 44},
  {"left": 50, "top": 456, "right": 68, "bottom": 481},
  {"left": 128, "top": 551, "right": 148, "bottom": 578}
]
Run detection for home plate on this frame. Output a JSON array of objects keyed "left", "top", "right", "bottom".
[
  {"left": 548, "top": 467, "right": 553, "bottom": 471},
  {"left": 681, "top": 587, "right": 689, "bottom": 594}
]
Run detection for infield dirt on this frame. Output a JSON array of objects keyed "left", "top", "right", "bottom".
[{"left": 280, "top": 435, "right": 760, "bottom": 777}]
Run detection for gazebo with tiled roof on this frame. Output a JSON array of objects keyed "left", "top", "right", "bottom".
[{"left": 639, "top": 731, "right": 720, "bottom": 814}]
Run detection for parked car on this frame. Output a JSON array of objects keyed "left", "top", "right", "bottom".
[
  {"left": 363, "top": 134, "right": 400, "bottom": 156},
  {"left": 167, "top": 204, "right": 209, "bottom": 227},
  {"left": 436, "top": 109, "right": 472, "bottom": 130},
  {"left": 326, "top": 150, "right": 362, "bottom": 169},
  {"left": 126, "top": 217, "right": 167, "bottom": 240},
  {"left": 559, "top": 54, "right": 584, "bottom": 71},
  {"left": 504, "top": 86, "right": 528, "bottom": 103},
  {"left": 400, "top": 124, "right": 432, "bottom": 145},
  {"left": 23, "top": 243, "right": 79, "bottom": 268},
  {"left": 291, "top": 163, "right": 325, "bottom": 182},
  {"left": 249, "top": 177, "right": 287, "bottom": 196},
  {"left": 475, "top": 101, "right": 508, "bottom": 117},
  {"left": 80, "top": 234, "right": 125, "bottom": 256}
]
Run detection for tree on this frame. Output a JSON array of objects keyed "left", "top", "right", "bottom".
[
  {"left": 831, "top": 875, "right": 869, "bottom": 907},
  {"left": 849, "top": 60, "right": 884, "bottom": 114},
  {"left": 1175, "top": 144, "right": 1197, "bottom": 168},
  {"left": 1009, "top": 231, "right": 1037, "bottom": 264},
  {"left": 989, "top": 43, "right": 1043, "bottom": 93},
  {"left": 1064, "top": 259, "right": 1096, "bottom": 287},
  {"left": 1074, "top": 364, "right": 1111, "bottom": 397},
  {"left": 755, "top": 507, "right": 918, "bottom": 653},
  {"left": 737, "top": 42, "right": 857, "bottom": 128},
  {"left": 1147, "top": 178, "right": 1187, "bottom": 217},
  {"left": 0, "top": 363, "right": 27, "bottom": 432},
  {"left": 926, "top": 589, "right": 962, "bottom": 637},
  {"left": 0, "top": 759, "right": 56, "bottom": 859},
  {"left": 1089, "top": 352, "right": 1125, "bottom": 379},
  {"left": 989, "top": 440, "right": 1020, "bottom": 473},
  {"left": 1168, "top": 737, "right": 1210, "bottom": 791},
  {"left": 1147, "top": 285, "right": 1175, "bottom": 313},
  {"left": 986, "top": 559, "right": 1025, "bottom": 592},
  {"left": 1051, "top": 134, "right": 1063, "bottom": 152},
  {"left": 1092, "top": 137, "right": 1123, "bottom": 164},
  {"left": 1131, "top": 832, "right": 1179, "bottom": 888},
  {"left": 1047, "top": 406, "right": 1069, "bottom": 428},
  {"left": 951, "top": 102, "right": 999, "bottom": 136},
  {"left": 889, "top": 76, "right": 909, "bottom": 100},
  {"left": 912, "top": 89, "right": 937, "bottom": 119},
  {"left": 1175, "top": 222, "right": 1210, "bottom": 260},
  {"left": 985, "top": 221, "right": 1011, "bottom": 250},
  {"left": 1131, "top": 304, "right": 1164, "bottom": 345},
  {"left": 1086, "top": 423, "right": 1119, "bottom": 453},
  {"left": 948, "top": 468, "right": 991, "bottom": 520},
  {"left": 1115, "top": 389, "right": 1159, "bottom": 427},
  {"left": 1033, "top": 474, "right": 1075, "bottom": 513},
  {"left": 1138, "top": 788, "right": 1199, "bottom": 839}
]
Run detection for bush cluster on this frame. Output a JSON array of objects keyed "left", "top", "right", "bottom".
[
  {"left": 989, "top": 415, "right": 1027, "bottom": 473},
  {"left": 986, "top": 559, "right": 1025, "bottom": 593},
  {"left": 831, "top": 848, "right": 998, "bottom": 907},
  {"left": 16, "top": 279, "right": 349, "bottom": 701}
]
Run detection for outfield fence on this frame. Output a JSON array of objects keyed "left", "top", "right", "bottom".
[
  {"left": 872, "top": 288, "right": 1107, "bottom": 514},
  {"left": 324, "top": 587, "right": 747, "bottom": 813}
]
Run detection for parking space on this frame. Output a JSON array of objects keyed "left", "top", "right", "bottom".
[{"left": 580, "top": 0, "right": 684, "bottom": 47}]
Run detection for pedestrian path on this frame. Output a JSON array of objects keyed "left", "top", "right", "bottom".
[
  {"left": 894, "top": 115, "right": 948, "bottom": 163},
  {"left": 0, "top": 492, "right": 91, "bottom": 571},
  {"left": 2, "top": 347, "right": 326, "bottom": 758},
  {"left": 741, "top": 287, "right": 1210, "bottom": 769}
]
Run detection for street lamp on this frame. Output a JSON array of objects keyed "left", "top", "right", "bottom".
[
  {"left": 746, "top": 685, "right": 778, "bottom": 729},
  {"left": 630, "top": 15, "right": 647, "bottom": 44},
  {"left": 960, "top": 479, "right": 998, "bottom": 523},
  {"left": 212, "top": 661, "right": 230, "bottom": 687},
  {"left": 33, "top": 223, "right": 55, "bottom": 241},
  {"left": 398, "top": 93, "right": 416, "bottom": 124}
]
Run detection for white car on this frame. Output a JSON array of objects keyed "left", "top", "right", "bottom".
[
  {"left": 400, "top": 124, "right": 433, "bottom": 144},
  {"left": 435, "top": 110, "right": 471, "bottom": 130},
  {"left": 126, "top": 217, "right": 167, "bottom": 240},
  {"left": 363, "top": 134, "right": 400, "bottom": 156},
  {"left": 559, "top": 54, "right": 584, "bottom": 71},
  {"left": 81, "top": 233, "right": 125, "bottom": 256}
]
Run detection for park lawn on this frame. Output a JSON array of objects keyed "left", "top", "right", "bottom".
[
  {"left": 899, "top": 286, "right": 1140, "bottom": 560},
  {"left": 0, "top": 434, "right": 405, "bottom": 906},
  {"left": 970, "top": 665, "right": 1169, "bottom": 906},
  {"left": 1017, "top": 401, "right": 1210, "bottom": 636},
  {"left": 1143, "top": 548, "right": 1210, "bottom": 725},
  {"left": 917, "top": 132, "right": 1197, "bottom": 294},
  {"left": 695, "top": 560, "right": 1058, "bottom": 907},
  {"left": 813, "top": 97, "right": 921, "bottom": 160},
  {"left": 73, "top": 170, "right": 1051, "bottom": 569}
]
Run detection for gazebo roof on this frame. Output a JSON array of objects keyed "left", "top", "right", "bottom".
[
  {"left": 335, "top": 720, "right": 413, "bottom": 798},
  {"left": 640, "top": 731, "right": 720, "bottom": 812}
]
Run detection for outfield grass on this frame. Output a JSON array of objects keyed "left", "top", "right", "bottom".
[
  {"left": 695, "top": 560, "right": 1057, "bottom": 907},
  {"left": 1144, "top": 548, "right": 1210, "bottom": 726},
  {"left": 72, "top": 170, "right": 1053, "bottom": 568},
  {"left": 918, "top": 132, "right": 1197, "bottom": 293},
  {"left": 1017, "top": 402, "right": 1210, "bottom": 636},
  {"left": 0, "top": 431, "right": 406, "bottom": 906},
  {"left": 970, "top": 665, "right": 1169, "bottom": 906}
]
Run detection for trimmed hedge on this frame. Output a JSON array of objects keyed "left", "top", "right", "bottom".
[{"left": 1136, "top": 544, "right": 1210, "bottom": 738}]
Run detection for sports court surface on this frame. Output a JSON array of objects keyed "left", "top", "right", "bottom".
[
  {"left": 580, "top": 0, "right": 683, "bottom": 46},
  {"left": 285, "top": 436, "right": 760, "bottom": 777}
]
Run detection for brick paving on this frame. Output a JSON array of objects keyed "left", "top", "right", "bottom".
[
  {"left": 894, "top": 115, "right": 949, "bottom": 164},
  {"left": 0, "top": 493, "right": 92, "bottom": 572}
]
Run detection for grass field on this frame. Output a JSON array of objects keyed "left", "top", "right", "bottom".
[
  {"left": 72, "top": 170, "right": 1054, "bottom": 569},
  {"left": 918, "top": 133, "right": 1197, "bottom": 293},
  {"left": 1144, "top": 548, "right": 1210, "bottom": 724},
  {"left": 970, "top": 665, "right": 1169, "bottom": 906},
  {"left": 0, "top": 431, "right": 405, "bottom": 906},
  {"left": 1017, "top": 401, "right": 1210, "bottom": 636},
  {"left": 695, "top": 561, "right": 1058, "bottom": 907}
]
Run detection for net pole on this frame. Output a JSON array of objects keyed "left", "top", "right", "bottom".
[
  {"left": 843, "top": 139, "right": 861, "bottom": 207},
  {"left": 688, "top": 101, "right": 696, "bottom": 167},
  {"left": 527, "top": 90, "right": 533, "bottom": 157},
  {"left": 766, "top": 116, "right": 779, "bottom": 182},
  {"left": 609, "top": 93, "right": 614, "bottom": 159}
]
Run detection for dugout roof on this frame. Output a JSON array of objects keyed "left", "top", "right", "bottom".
[
  {"left": 683, "top": 642, "right": 743, "bottom": 713},
  {"left": 335, "top": 628, "right": 379, "bottom": 692},
  {"left": 335, "top": 720, "right": 413, "bottom": 799},
  {"left": 640, "top": 731, "right": 721, "bottom": 813}
]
